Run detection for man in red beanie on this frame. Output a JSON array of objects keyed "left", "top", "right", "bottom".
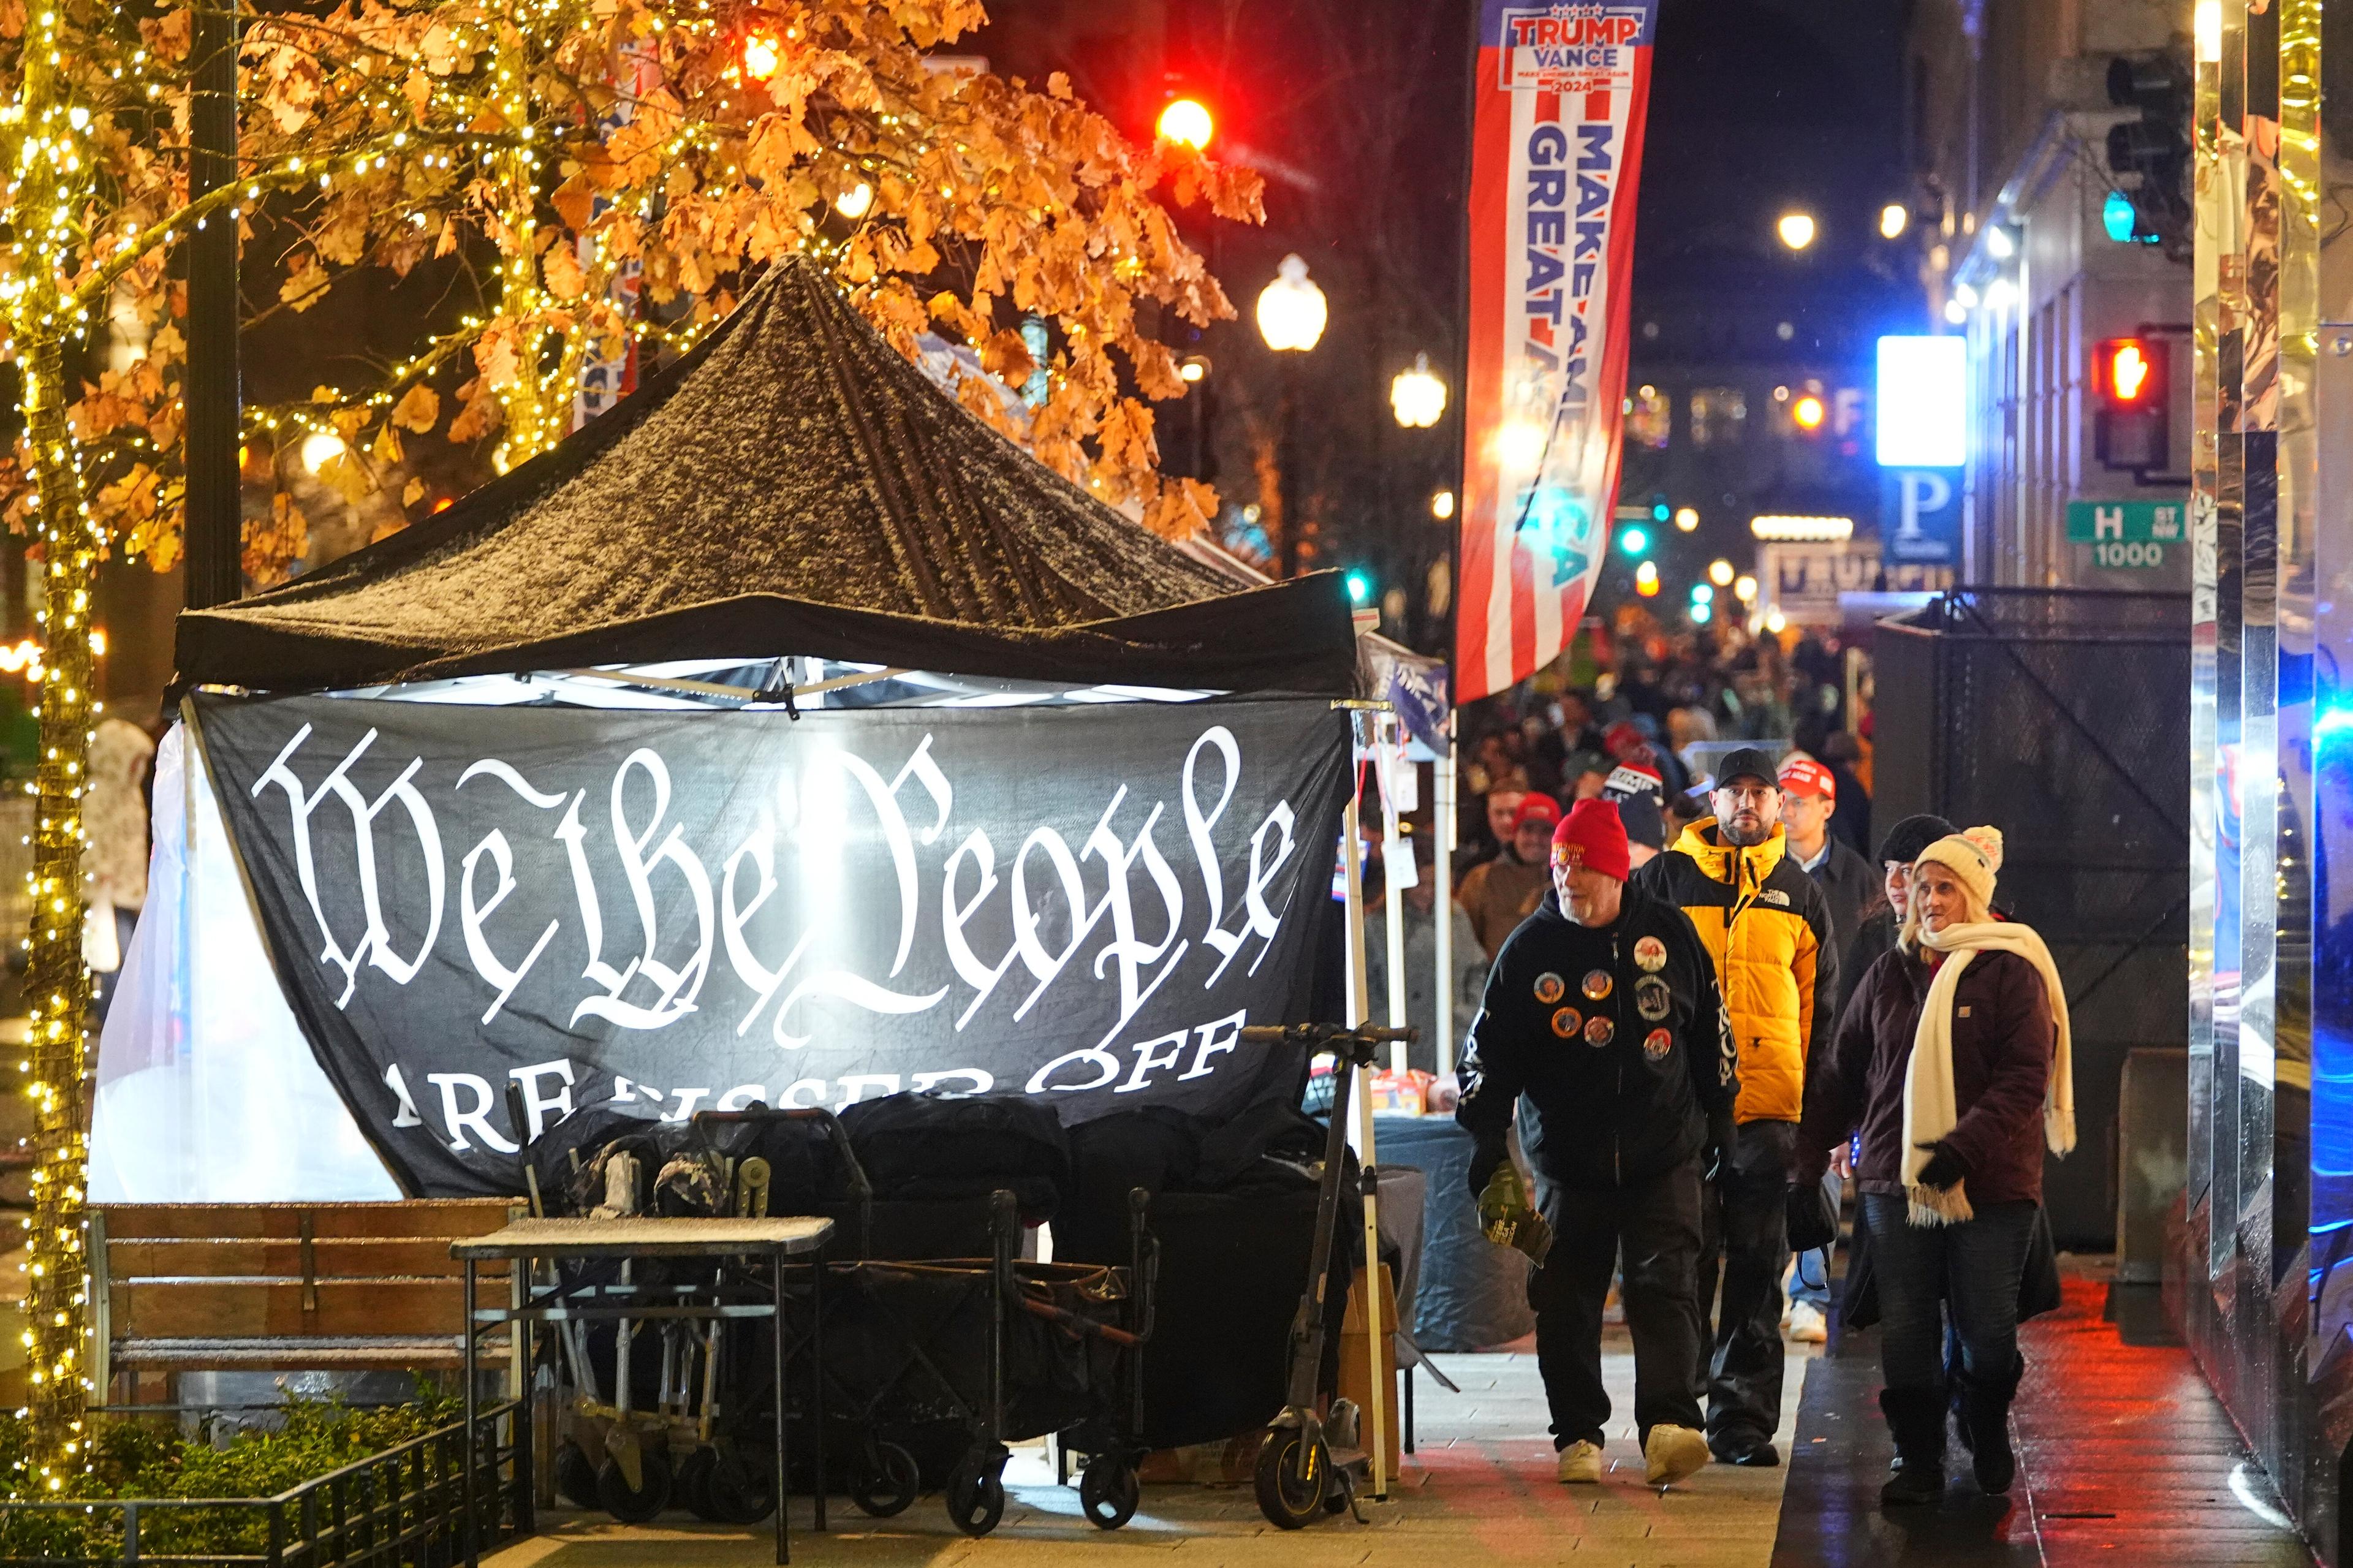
[{"left": 1457, "top": 798, "right": 1740, "bottom": 1488}]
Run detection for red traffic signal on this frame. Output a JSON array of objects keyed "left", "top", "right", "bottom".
[
  {"left": 2092, "top": 336, "right": 2169, "bottom": 471},
  {"left": 1158, "top": 98, "right": 1214, "bottom": 151}
]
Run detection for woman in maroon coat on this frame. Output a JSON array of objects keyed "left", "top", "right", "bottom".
[{"left": 1796, "top": 827, "right": 2074, "bottom": 1508}]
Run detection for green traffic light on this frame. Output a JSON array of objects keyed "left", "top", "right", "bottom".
[
  {"left": 1651, "top": 501, "right": 1670, "bottom": 523},
  {"left": 1618, "top": 526, "right": 1650, "bottom": 555},
  {"left": 1346, "top": 570, "right": 1373, "bottom": 605}
]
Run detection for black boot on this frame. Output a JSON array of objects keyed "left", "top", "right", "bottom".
[
  {"left": 1879, "top": 1386, "right": 1947, "bottom": 1508},
  {"left": 1959, "top": 1358, "right": 2022, "bottom": 1494}
]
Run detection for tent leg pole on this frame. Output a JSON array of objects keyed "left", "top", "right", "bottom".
[
  {"left": 1381, "top": 715, "right": 1409, "bottom": 1072},
  {"left": 1338, "top": 770, "right": 1389, "bottom": 1501},
  {"left": 1433, "top": 735, "right": 1457, "bottom": 1080}
]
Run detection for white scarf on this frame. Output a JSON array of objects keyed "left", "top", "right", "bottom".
[{"left": 1899, "top": 920, "right": 2075, "bottom": 1227}]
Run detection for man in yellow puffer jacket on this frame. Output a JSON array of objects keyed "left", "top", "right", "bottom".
[{"left": 1631, "top": 746, "right": 1835, "bottom": 1466}]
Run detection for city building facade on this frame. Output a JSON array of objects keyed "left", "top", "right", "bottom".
[{"left": 1908, "top": 0, "right": 2194, "bottom": 589}]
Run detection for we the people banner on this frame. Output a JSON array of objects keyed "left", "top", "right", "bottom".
[
  {"left": 1457, "top": 0, "right": 1656, "bottom": 703},
  {"left": 190, "top": 693, "right": 1348, "bottom": 1196}
]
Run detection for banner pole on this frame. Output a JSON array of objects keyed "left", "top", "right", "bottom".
[
  {"left": 1433, "top": 729, "right": 1457, "bottom": 1078},
  {"left": 1380, "top": 716, "right": 1409, "bottom": 1072}
]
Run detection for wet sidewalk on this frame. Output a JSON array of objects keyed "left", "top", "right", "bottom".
[
  {"left": 1770, "top": 1268, "right": 2314, "bottom": 1567},
  {"left": 488, "top": 1335, "right": 1811, "bottom": 1568}
]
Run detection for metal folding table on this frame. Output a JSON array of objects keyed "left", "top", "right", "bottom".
[{"left": 454, "top": 1215, "right": 835, "bottom": 1564}]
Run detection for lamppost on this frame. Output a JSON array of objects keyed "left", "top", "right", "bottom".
[
  {"left": 1390, "top": 353, "right": 1447, "bottom": 429},
  {"left": 1256, "top": 254, "right": 1327, "bottom": 575}
]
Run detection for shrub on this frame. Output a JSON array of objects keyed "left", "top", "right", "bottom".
[{"left": 0, "top": 1384, "right": 467, "bottom": 1562}]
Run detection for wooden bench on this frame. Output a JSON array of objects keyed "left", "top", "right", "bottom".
[{"left": 93, "top": 1200, "right": 526, "bottom": 1403}]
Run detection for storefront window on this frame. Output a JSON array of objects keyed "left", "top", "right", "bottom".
[
  {"left": 1689, "top": 387, "right": 1746, "bottom": 447},
  {"left": 1624, "top": 385, "right": 1670, "bottom": 449}
]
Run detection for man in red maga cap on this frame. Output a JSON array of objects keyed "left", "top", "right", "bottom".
[{"left": 1457, "top": 798, "right": 1741, "bottom": 1488}]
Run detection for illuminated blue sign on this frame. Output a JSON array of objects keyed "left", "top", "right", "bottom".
[{"left": 1876, "top": 335, "right": 1968, "bottom": 469}]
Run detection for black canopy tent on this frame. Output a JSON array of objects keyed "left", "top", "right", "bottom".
[{"left": 172, "top": 256, "right": 1358, "bottom": 699}]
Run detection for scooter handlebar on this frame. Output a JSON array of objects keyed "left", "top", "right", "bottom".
[{"left": 1236, "top": 1023, "right": 1419, "bottom": 1047}]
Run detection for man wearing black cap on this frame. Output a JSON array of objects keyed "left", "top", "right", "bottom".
[
  {"left": 1835, "top": 813, "right": 1957, "bottom": 1020},
  {"left": 1603, "top": 762, "right": 1669, "bottom": 870},
  {"left": 1632, "top": 746, "right": 1836, "bottom": 1466}
]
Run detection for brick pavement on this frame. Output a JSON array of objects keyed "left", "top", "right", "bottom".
[{"left": 487, "top": 1333, "right": 1814, "bottom": 1568}]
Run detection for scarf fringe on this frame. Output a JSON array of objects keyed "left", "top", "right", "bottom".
[{"left": 1907, "top": 1179, "right": 1974, "bottom": 1228}]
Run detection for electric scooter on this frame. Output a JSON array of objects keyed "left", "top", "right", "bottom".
[{"left": 1236, "top": 1021, "right": 1415, "bottom": 1529}]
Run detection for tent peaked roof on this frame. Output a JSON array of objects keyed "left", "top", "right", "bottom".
[{"left": 173, "top": 256, "right": 1357, "bottom": 697}]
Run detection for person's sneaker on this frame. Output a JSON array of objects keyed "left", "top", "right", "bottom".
[
  {"left": 1786, "top": 1301, "right": 1829, "bottom": 1343},
  {"left": 1711, "top": 1439, "right": 1781, "bottom": 1468},
  {"left": 1643, "top": 1425, "right": 1710, "bottom": 1487},
  {"left": 1556, "top": 1439, "right": 1604, "bottom": 1484}
]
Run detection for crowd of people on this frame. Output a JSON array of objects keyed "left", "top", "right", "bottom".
[{"left": 1428, "top": 661, "right": 2072, "bottom": 1507}]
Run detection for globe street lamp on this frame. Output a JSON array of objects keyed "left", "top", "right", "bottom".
[
  {"left": 1257, "top": 255, "right": 1328, "bottom": 575},
  {"left": 1390, "top": 352, "right": 1447, "bottom": 428},
  {"left": 1776, "top": 212, "right": 1817, "bottom": 251},
  {"left": 1256, "top": 254, "right": 1328, "bottom": 353}
]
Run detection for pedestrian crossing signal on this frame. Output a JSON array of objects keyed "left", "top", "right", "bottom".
[{"left": 2093, "top": 336, "right": 2168, "bottom": 472}]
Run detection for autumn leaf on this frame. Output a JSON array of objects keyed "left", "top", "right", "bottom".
[
  {"left": 542, "top": 242, "right": 588, "bottom": 301},
  {"left": 279, "top": 256, "right": 332, "bottom": 311},
  {"left": 391, "top": 384, "right": 441, "bottom": 434}
]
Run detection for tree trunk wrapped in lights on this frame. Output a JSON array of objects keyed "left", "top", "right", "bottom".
[{"left": 0, "top": 0, "right": 1267, "bottom": 1480}]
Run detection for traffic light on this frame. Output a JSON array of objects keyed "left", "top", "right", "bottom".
[
  {"left": 2105, "top": 52, "right": 2188, "bottom": 246},
  {"left": 1158, "top": 98, "right": 1214, "bottom": 151},
  {"left": 2093, "top": 336, "right": 2169, "bottom": 472},
  {"left": 1344, "top": 569, "right": 1374, "bottom": 606}
]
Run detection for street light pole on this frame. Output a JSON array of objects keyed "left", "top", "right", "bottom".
[
  {"left": 184, "top": 1, "right": 241, "bottom": 610},
  {"left": 1256, "top": 254, "right": 1327, "bottom": 577}
]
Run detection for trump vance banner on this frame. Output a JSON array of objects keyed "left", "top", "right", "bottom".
[
  {"left": 1458, "top": 0, "right": 1656, "bottom": 703},
  {"left": 189, "top": 693, "right": 1349, "bottom": 1196}
]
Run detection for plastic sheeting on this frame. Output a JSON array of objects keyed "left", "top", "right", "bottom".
[{"left": 89, "top": 724, "right": 400, "bottom": 1201}]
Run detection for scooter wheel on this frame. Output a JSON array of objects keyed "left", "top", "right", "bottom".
[
  {"left": 674, "top": 1447, "right": 719, "bottom": 1521},
  {"left": 851, "top": 1441, "right": 922, "bottom": 1518},
  {"left": 555, "top": 1440, "right": 600, "bottom": 1511},
  {"left": 703, "top": 1445, "right": 778, "bottom": 1526},
  {"left": 945, "top": 1457, "right": 1007, "bottom": 1537},
  {"left": 1253, "top": 1428, "right": 1327, "bottom": 1531},
  {"left": 597, "top": 1451, "right": 672, "bottom": 1523},
  {"left": 1078, "top": 1458, "right": 1140, "bottom": 1529}
]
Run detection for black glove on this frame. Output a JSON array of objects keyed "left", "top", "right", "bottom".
[
  {"left": 1467, "top": 1136, "right": 1508, "bottom": 1199},
  {"left": 1705, "top": 1112, "right": 1738, "bottom": 1182},
  {"left": 1914, "top": 1141, "right": 1966, "bottom": 1191}
]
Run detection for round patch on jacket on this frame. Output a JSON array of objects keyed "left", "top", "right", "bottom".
[
  {"left": 1533, "top": 971, "right": 1566, "bottom": 1004},
  {"left": 1581, "top": 968, "right": 1614, "bottom": 1001},
  {"left": 1635, "top": 975, "right": 1672, "bottom": 1021},
  {"left": 1643, "top": 1028, "right": 1672, "bottom": 1061},
  {"left": 1583, "top": 1015, "right": 1615, "bottom": 1048},
  {"left": 1634, "top": 936, "right": 1668, "bottom": 972},
  {"left": 1550, "top": 1006, "right": 1582, "bottom": 1039}
]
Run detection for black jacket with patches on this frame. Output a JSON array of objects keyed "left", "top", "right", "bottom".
[{"left": 1455, "top": 881, "right": 1739, "bottom": 1189}]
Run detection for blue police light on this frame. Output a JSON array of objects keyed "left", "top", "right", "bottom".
[
  {"left": 2101, "top": 189, "right": 2138, "bottom": 244},
  {"left": 1345, "top": 570, "right": 1373, "bottom": 605},
  {"left": 1618, "top": 525, "right": 1650, "bottom": 556},
  {"left": 1876, "top": 335, "right": 1968, "bottom": 468}
]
